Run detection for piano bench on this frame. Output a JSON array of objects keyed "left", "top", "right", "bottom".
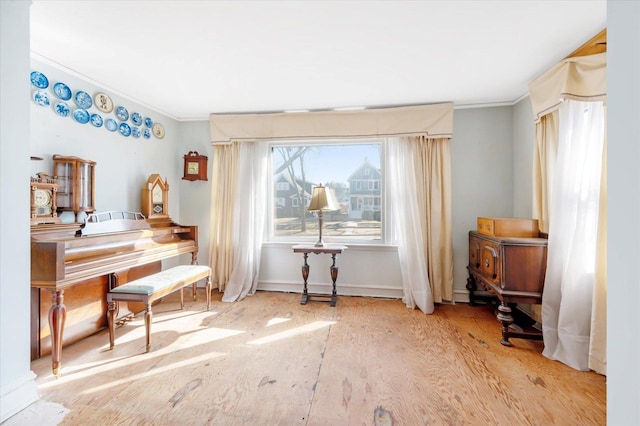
[{"left": 106, "top": 264, "right": 212, "bottom": 352}]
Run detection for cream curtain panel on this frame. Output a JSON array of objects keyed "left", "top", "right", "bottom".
[
  {"left": 208, "top": 141, "right": 270, "bottom": 301},
  {"left": 208, "top": 143, "right": 236, "bottom": 291},
  {"left": 209, "top": 103, "right": 453, "bottom": 143},
  {"left": 528, "top": 53, "right": 606, "bottom": 374},
  {"left": 386, "top": 136, "right": 453, "bottom": 312}
]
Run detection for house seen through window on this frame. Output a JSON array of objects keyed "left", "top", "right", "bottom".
[{"left": 271, "top": 141, "right": 382, "bottom": 243}]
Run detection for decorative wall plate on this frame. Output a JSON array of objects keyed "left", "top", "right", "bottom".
[
  {"left": 73, "top": 108, "right": 90, "bottom": 124},
  {"left": 144, "top": 117, "right": 153, "bottom": 128},
  {"left": 30, "top": 71, "right": 49, "bottom": 89},
  {"left": 119, "top": 122, "right": 132, "bottom": 137},
  {"left": 90, "top": 113, "right": 103, "bottom": 127},
  {"left": 152, "top": 123, "right": 165, "bottom": 139},
  {"left": 94, "top": 92, "right": 114, "bottom": 113},
  {"left": 32, "top": 90, "right": 51, "bottom": 107},
  {"left": 115, "top": 106, "right": 129, "bottom": 121},
  {"left": 54, "top": 101, "right": 71, "bottom": 117},
  {"left": 74, "top": 91, "right": 93, "bottom": 109},
  {"left": 143, "top": 128, "right": 151, "bottom": 139},
  {"left": 105, "top": 118, "right": 118, "bottom": 132},
  {"left": 52, "top": 82, "right": 72, "bottom": 100},
  {"left": 131, "top": 112, "right": 142, "bottom": 126},
  {"left": 131, "top": 126, "right": 141, "bottom": 138}
]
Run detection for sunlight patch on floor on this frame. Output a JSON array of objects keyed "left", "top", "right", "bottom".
[
  {"left": 79, "top": 352, "right": 225, "bottom": 395},
  {"left": 266, "top": 317, "right": 291, "bottom": 327},
  {"left": 247, "top": 320, "right": 336, "bottom": 345}
]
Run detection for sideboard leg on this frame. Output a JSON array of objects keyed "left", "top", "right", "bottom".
[
  {"left": 466, "top": 272, "right": 478, "bottom": 306},
  {"left": 497, "top": 303, "right": 514, "bottom": 346}
]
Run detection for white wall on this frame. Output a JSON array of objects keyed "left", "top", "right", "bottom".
[
  {"left": 607, "top": 1, "right": 639, "bottom": 422},
  {"left": 0, "top": 1, "right": 39, "bottom": 422}
]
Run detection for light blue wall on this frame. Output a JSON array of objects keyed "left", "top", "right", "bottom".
[
  {"left": 451, "top": 106, "right": 514, "bottom": 298},
  {"left": 607, "top": 1, "right": 639, "bottom": 422},
  {"left": 512, "top": 98, "right": 535, "bottom": 218},
  {"left": 29, "top": 59, "right": 183, "bottom": 224}
]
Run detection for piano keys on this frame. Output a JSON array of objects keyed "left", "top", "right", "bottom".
[{"left": 30, "top": 211, "right": 199, "bottom": 375}]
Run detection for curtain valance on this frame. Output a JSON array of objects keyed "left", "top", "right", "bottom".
[
  {"left": 529, "top": 52, "right": 606, "bottom": 122},
  {"left": 209, "top": 103, "right": 454, "bottom": 144}
]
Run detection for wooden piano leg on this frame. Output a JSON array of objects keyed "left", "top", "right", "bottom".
[
  {"left": 144, "top": 303, "right": 152, "bottom": 352},
  {"left": 107, "top": 300, "right": 116, "bottom": 350},
  {"left": 48, "top": 290, "right": 66, "bottom": 376}
]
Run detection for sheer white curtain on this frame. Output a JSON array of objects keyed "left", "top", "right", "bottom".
[
  {"left": 220, "top": 141, "right": 270, "bottom": 302},
  {"left": 541, "top": 99, "right": 606, "bottom": 370}
]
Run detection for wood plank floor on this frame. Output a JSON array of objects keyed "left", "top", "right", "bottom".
[{"left": 25, "top": 290, "right": 605, "bottom": 425}]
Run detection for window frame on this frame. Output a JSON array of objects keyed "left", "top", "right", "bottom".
[{"left": 268, "top": 138, "right": 388, "bottom": 246}]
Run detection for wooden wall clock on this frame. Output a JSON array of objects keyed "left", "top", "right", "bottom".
[
  {"left": 31, "top": 173, "right": 62, "bottom": 225},
  {"left": 141, "top": 174, "right": 169, "bottom": 219},
  {"left": 182, "top": 151, "right": 208, "bottom": 181}
]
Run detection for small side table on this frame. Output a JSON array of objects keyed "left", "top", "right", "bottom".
[{"left": 292, "top": 244, "right": 347, "bottom": 307}]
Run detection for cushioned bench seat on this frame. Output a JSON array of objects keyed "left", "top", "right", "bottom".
[{"left": 107, "top": 264, "right": 212, "bottom": 352}]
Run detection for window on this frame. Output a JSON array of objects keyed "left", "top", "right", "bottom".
[
  {"left": 276, "top": 182, "right": 289, "bottom": 191},
  {"left": 271, "top": 141, "right": 383, "bottom": 243}
]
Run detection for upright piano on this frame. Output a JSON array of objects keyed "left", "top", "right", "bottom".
[{"left": 30, "top": 211, "right": 199, "bottom": 375}]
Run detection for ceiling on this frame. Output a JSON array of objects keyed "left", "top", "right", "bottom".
[{"left": 30, "top": 1, "right": 606, "bottom": 121}]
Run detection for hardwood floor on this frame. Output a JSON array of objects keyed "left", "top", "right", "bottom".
[{"left": 23, "top": 290, "right": 605, "bottom": 425}]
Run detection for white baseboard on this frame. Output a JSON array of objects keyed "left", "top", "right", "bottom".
[
  {"left": 453, "top": 288, "right": 471, "bottom": 304},
  {"left": 256, "top": 281, "right": 471, "bottom": 304},
  {"left": 0, "top": 371, "right": 39, "bottom": 423},
  {"left": 257, "top": 280, "right": 403, "bottom": 299}
]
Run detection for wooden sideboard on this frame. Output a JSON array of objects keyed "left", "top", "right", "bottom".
[{"left": 466, "top": 230, "right": 548, "bottom": 346}]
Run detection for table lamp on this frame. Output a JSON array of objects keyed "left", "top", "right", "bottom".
[{"left": 307, "top": 184, "right": 340, "bottom": 247}]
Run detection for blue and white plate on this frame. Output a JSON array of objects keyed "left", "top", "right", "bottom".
[
  {"left": 53, "top": 101, "right": 71, "bottom": 117},
  {"left": 131, "top": 126, "right": 141, "bottom": 138},
  {"left": 115, "top": 106, "right": 129, "bottom": 121},
  {"left": 73, "top": 108, "right": 90, "bottom": 124},
  {"left": 144, "top": 117, "right": 153, "bottom": 128},
  {"left": 74, "top": 91, "right": 93, "bottom": 109},
  {"left": 119, "top": 122, "right": 131, "bottom": 137},
  {"left": 105, "top": 118, "right": 118, "bottom": 132},
  {"left": 90, "top": 113, "right": 103, "bottom": 127},
  {"left": 131, "top": 112, "right": 142, "bottom": 126},
  {"left": 30, "top": 71, "right": 49, "bottom": 89},
  {"left": 32, "top": 90, "right": 51, "bottom": 107},
  {"left": 53, "top": 82, "right": 72, "bottom": 100},
  {"left": 143, "top": 128, "right": 151, "bottom": 139}
]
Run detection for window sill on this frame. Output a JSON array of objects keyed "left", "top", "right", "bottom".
[{"left": 262, "top": 240, "right": 398, "bottom": 252}]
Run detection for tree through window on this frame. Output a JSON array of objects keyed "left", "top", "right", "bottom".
[{"left": 272, "top": 141, "right": 382, "bottom": 242}]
